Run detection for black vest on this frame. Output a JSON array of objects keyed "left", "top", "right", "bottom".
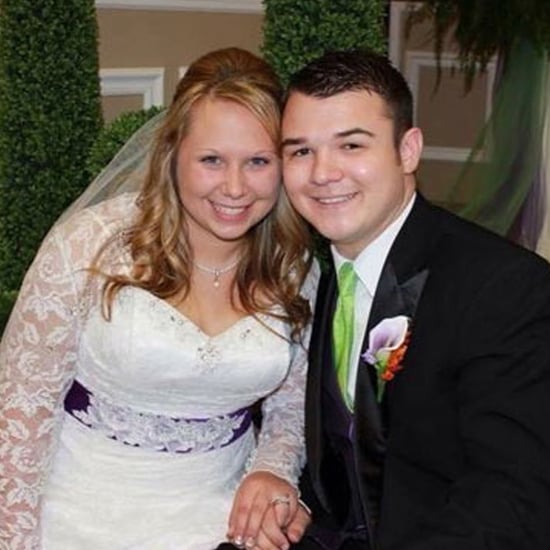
[{"left": 320, "top": 360, "right": 370, "bottom": 541}]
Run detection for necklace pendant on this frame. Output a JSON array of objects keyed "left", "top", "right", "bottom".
[
  {"left": 213, "top": 269, "right": 221, "bottom": 288},
  {"left": 193, "top": 258, "right": 239, "bottom": 287}
]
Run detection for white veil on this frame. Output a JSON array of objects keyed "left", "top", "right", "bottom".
[{"left": 56, "top": 110, "right": 166, "bottom": 225}]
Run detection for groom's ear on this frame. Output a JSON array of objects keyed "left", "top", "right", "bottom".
[{"left": 399, "top": 127, "right": 423, "bottom": 174}]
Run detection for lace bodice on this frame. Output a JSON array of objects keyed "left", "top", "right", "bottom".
[{"left": 0, "top": 194, "right": 319, "bottom": 549}]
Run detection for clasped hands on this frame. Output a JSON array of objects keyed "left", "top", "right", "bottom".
[{"left": 227, "top": 471, "right": 311, "bottom": 550}]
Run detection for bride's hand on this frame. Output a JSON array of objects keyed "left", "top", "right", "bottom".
[{"left": 226, "top": 471, "right": 298, "bottom": 549}]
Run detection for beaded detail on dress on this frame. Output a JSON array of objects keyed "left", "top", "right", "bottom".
[{"left": 66, "top": 379, "right": 252, "bottom": 453}]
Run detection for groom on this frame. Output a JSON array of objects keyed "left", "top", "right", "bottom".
[{"left": 276, "top": 49, "right": 550, "bottom": 549}]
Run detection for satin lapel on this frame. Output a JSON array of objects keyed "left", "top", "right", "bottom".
[
  {"left": 367, "top": 262, "right": 429, "bottom": 334},
  {"left": 363, "top": 195, "right": 436, "bottom": 389},
  {"left": 353, "top": 262, "right": 400, "bottom": 529},
  {"left": 305, "top": 264, "right": 337, "bottom": 508},
  {"left": 354, "top": 254, "right": 429, "bottom": 438},
  {"left": 354, "top": 195, "right": 435, "bottom": 529}
]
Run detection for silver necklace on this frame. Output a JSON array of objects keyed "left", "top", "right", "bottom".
[{"left": 193, "top": 258, "right": 240, "bottom": 288}]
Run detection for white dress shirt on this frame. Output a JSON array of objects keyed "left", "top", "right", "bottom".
[{"left": 332, "top": 194, "right": 416, "bottom": 404}]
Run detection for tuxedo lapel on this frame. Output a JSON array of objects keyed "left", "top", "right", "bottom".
[
  {"left": 361, "top": 195, "right": 436, "bottom": 386},
  {"left": 305, "top": 265, "right": 337, "bottom": 508},
  {"left": 366, "top": 262, "right": 428, "bottom": 335},
  {"left": 352, "top": 261, "right": 402, "bottom": 531},
  {"left": 353, "top": 195, "right": 436, "bottom": 529},
  {"left": 363, "top": 262, "right": 429, "bottom": 405},
  {"left": 355, "top": 197, "right": 434, "bottom": 419}
]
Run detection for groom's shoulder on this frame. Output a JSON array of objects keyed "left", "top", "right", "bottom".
[{"left": 420, "top": 199, "right": 550, "bottom": 278}]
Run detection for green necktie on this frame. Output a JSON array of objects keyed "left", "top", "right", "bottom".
[{"left": 332, "top": 261, "right": 358, "bottom": 407}]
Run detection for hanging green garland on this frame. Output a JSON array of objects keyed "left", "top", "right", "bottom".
[{"left": 408, "top": 0, "right": 550, "bottom": 88}]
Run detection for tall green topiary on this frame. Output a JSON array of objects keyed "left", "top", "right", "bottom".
[
  {"left": 262, "top": 0, "right": 387, "bottom": 86},
  {"left": 0, "top": 0, "right": 102, "bottom": 291}
]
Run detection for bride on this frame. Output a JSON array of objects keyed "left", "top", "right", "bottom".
[{"left": 0, "top": 47, "right": 318, "bottom": 549}]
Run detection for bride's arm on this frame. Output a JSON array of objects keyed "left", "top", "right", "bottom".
[
  {"left": 0, "top": 218, "right": 94, "bottom": 548},
  {"left": 251, "top": 260, "right": 319, "bottom": 486},
  {"left": 226, "top": 261, "right": 320, "bottom": 547}
]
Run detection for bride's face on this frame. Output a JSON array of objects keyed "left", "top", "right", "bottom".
[{"left": 175, "top": 97, "right": 280, "bottom": 250}]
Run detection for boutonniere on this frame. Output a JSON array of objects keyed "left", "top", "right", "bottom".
[{"left": 362, "top": 315, "right": 411, "bottom": 402}]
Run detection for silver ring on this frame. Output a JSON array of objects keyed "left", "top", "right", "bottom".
[{"left": 270, "top": 494, "right": 291, "bottom": 506}]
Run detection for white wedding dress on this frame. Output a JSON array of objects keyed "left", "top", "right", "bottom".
[{"left": 0, "top": 194, "right": 319, "bottom": 550}]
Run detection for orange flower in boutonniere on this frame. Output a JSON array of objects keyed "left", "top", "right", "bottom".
[{"left": 362, "top": 316, "right": 411, "bottom": 402}]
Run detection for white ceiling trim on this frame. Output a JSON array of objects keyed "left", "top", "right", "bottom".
[{"left": 95, "top": 0, "right": 263, "bottom": 13}]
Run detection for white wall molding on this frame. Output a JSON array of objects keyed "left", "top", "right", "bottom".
[
  {"left": 100, "top": 68, "right": 165, "bottom": 108},
  {"left": 95, "top": 0, "right": 263, "bottom": 13},
  {"left": 404, "top": 50, "right": 496, "bottom": 123},
  {"left": 389, "top": 1, "right": 422, "bottom": 68},
  {"left": 404, "top": 50, "right": 496, "bottom": 162},
  {"left": 422, "top": 146, "right": 471, "bottom": 163}
]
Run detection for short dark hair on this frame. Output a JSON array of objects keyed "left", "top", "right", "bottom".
[{"left": 285, "top": 49, "right": 414, "bottom": 147}]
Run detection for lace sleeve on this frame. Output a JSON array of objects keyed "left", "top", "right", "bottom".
[
  {"left": 248, "top": 261, "right": 320, "bottom": 487},
  {"left": 0, "top": 223, "right": 86, "bottom": 549}
]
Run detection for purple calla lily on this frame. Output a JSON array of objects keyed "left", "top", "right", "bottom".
[{"left": 363, "top": 315, "right": 410, "bottom": 402}]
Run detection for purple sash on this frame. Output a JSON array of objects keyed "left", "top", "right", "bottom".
[{"left": 64, "top": 379, "right": 252, "bottom": 454}]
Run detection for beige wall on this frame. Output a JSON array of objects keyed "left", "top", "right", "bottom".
[
  {"left": 390, "top": 1, "right": 496, "bottom": 208},
  {"left": 97, "top": 8, "right": 263, "bottom": 121}
]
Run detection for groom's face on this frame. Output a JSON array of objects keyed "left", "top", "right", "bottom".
[{"left": 282, "top": 90, "right": 420, "bottom": 259}]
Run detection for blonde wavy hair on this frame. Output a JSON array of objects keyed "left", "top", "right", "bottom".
[{"left": 95, "top": 47, "right": 313, "bottom": 340}]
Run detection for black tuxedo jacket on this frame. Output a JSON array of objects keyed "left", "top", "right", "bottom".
[{"left": 301, "top": 195, "right": 550, "bottom": 549}]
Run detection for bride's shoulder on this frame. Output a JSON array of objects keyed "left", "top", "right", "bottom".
[
  {"left": 54, "top": 192, "right": 139, "bottom": 241},
  {"left": 42, "top": 193, "right": 139, "bottom": 270}
]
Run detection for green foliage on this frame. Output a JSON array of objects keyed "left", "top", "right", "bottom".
[
  {"left": 408, "top": 0, "right": 550, "bottom": 89},
  {"left": 86, "top": 106, "right": 164, "bottom": 181},
  {"left": 0, "top": 0, "right": 102, "bottom": 291},
  {"left": 261, "top": 0, "right": 387, "bottom": 86},
  {"left": 0, "top": 290, "right": 17, "bottom": 334}
]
